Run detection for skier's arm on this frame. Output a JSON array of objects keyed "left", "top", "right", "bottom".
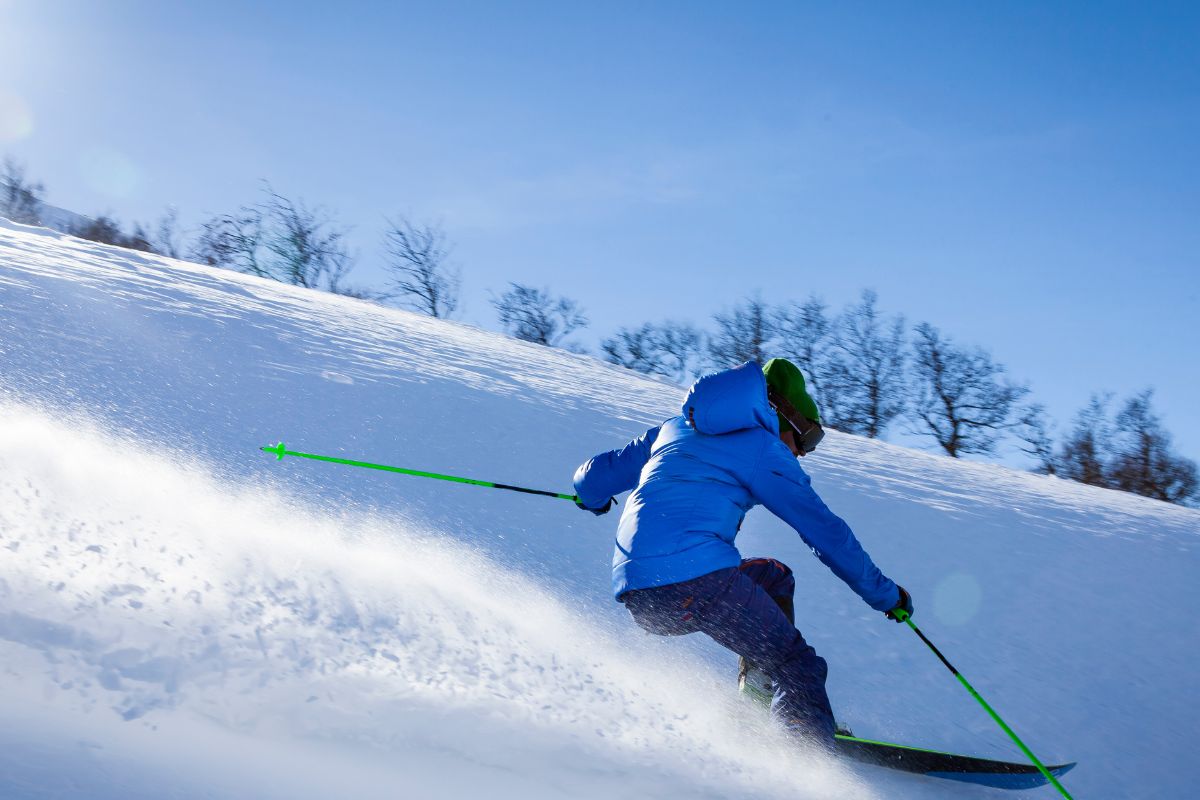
[
  {"left": 573, "top": 426, "right": 660, "bottom": 509},
  {"left": 750, "top": 445, "right": 900, "bottom": 612}
]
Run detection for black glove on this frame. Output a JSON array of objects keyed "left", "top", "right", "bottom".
[
  {"left": 575, "top": 496, "right": 614, "bottom": 516},
  {"left": 886, "top": 585, "right": 914, "bottom": 622}
]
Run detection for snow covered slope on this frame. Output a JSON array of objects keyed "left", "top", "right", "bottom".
[
  {"left": 1, "top": 219, "right": 1197, "bottom": 798},
  {"left": 0, "top": 199, "right": 92, "bottom": 236},
  {"left": 30, "top": 201, "right": 91, "bottom": 236}
]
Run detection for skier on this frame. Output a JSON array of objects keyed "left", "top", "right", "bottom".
[{"left": 572, "top": 358, "right": 913, "bottom": 746}]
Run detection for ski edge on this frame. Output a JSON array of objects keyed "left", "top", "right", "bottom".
[{"left": 833, "top": 734, "right": 1076, "bottom": 790}]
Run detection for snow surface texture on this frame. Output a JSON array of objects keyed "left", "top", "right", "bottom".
[
  {"left": 1, "top": 217, "right": 1198, "bottom": 798},
  {"left": 0, "top": 406, "right": 859, "bottom": 800}
]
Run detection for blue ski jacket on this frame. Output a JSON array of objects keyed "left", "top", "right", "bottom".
[{"left": 573, "top": 362, "right": 900, "bottom": 610}]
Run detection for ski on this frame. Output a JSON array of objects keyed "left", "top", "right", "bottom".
[{"left": 833, "top": 733, "right": 1077, "bottom": 791}]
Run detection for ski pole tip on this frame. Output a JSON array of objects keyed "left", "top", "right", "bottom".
[{"left": 260, "top": 442, "right": 287, "bottom": 461}]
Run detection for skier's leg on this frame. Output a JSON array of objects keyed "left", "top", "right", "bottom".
[
  {"left": 691, "top": 569, "right": 835, "bottom": 743},
  {"left": 619, "top": 580, "right": 704, "bottom": 637},
  {"left": 620, "top": 560, "right": 794, "bottom": 632},
  {"left": 734, "top": 558, "right": 796, "bottom": 701},
  {"left": 620, "top": 568, "right": 834, "bottom": 742},
  {"left": 736, "top": 557, "right": 796, "bottom": 621}
]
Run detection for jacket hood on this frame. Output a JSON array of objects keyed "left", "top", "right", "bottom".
[{"left": 681, "top": 361, "right": 779, "bottom": 436}]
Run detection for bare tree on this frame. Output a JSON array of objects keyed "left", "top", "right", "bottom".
[
  {"left": 822, "top": 290, "right": 906, "bottom": 438},
  {"left": 1110, "top": 390, "right": 1198, "bottom": 505},
  {"left": 492, "top": 283, "right": 587, "bottom": 347},
  {"left": 1, "top": 158, "right": 45, "bottom": 225},
  {"left": 1015, "top": 403, "right": 1058, "bottom": 475},
  {"left": 192, "top": 188, "right": 354, "bottom": 293},
  {"left": 654, "top": 322, "right": 709, "bottom": 381},
  {"left": 708, "top": 294, "right": 776, "bottom": 368},
  {"left": 152, "top": 206, "right": 184, "bottom": 258},
  {"left": 602, "top": 324, "right": 658, "bottom": 373},
  {"left": 380, "top": 217, "right": 461, "bottom": 318},
  {"left": 262, "top": 190, "right": 354, "bottom": 292},
  {"left": 602, "top": 321, "right": 706, "bottom": 383},
  {"left": 71, "top": 214, "right": 152, "bottom": 252},
  {"left": 192, "top": 207, "right": 269, "bottom": 277},
  {"left": 1057, "top": 394, "right": 1114, "bottom": 488},
  {"left": 195, "top": 199, "right": 253, "bottom": 274},
  {"left": 72, "top": 215, "right": 127, "bottom": 246},
  {"left": 908, "top": 322, "right": 1029, "bottom": 457},
  {"left": 127, "top": 222, "right": 154, "bottom": 252},
  {"left": 331, "top": 284, "right": 387, "bottom": 301},
  {"left": 774, "top": 295, "right": 833, "bottom": 407}
]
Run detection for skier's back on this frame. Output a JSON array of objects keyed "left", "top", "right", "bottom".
[{"left": 573, "top": 358, "right": 913, "bottom": 743}]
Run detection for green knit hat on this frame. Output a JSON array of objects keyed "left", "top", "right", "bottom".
[{"left": 762, "top": 358, "right": 820, "bottom": 427}]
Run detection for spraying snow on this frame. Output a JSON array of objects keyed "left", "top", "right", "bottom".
[{"left": 0, "top": 403, "right": 869, "bottom": 799}]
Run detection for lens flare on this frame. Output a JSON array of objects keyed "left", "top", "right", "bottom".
[
  {"left": 79, "top": 146, "right": 141, "bottom": 198},
  {"left": 0, "top": 90, "right": 34, "bottom": 142},
  {"left": 931, "top": 571, "right": 982, "bottom": 626}
]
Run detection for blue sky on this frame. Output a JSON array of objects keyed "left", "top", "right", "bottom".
[{"left": 2, "top": 1, "right": 1197, "bottom": 460}]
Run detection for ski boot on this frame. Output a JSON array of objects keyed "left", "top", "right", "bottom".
[{"left": 738, "top": 656, "right": 773, "bottom": 708}]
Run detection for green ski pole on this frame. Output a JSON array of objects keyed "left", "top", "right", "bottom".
[
  {"left": 260, "top": 442, "right": 580, "bottom": 502},
  {"left": 893, "top": 610, "right": 1074, "bottom": 799}
]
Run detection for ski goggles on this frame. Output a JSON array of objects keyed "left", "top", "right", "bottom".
[
  {"left": 789, "top": 415, "right": 825, "bottom": 455},
  {"left": 767, "top": 389, "right": 825, "bottom": 455}
]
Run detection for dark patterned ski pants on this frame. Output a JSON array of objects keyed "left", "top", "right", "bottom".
[{"left": 620, "top": 557, "right": 835, "bottom": 742}]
